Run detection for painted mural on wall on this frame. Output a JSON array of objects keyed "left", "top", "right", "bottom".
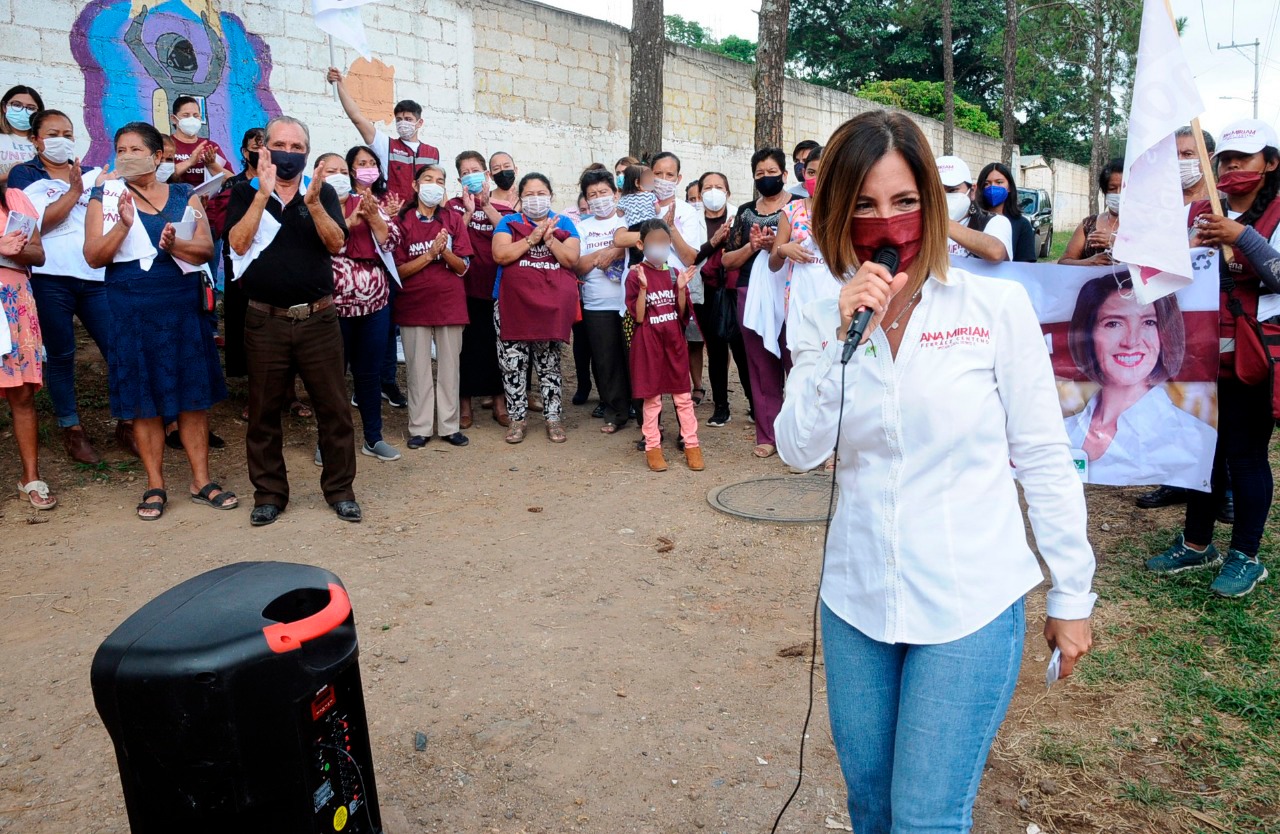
[{"left": 71, "top": 0, "right": 281, "bottom": 167}]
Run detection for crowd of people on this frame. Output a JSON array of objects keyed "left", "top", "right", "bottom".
[
  {"left": 0, "top": 70, "right": 1042, "bottom": 523},
  {"left": 2, "top": 63, "right": 1280, "bottom": 833},
  {"left": 0, "top": 77, "right": 1278, "bottom": 602}
]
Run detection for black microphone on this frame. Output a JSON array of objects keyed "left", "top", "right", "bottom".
[{"left": 841, "top": 246, "right": 900, "bottom": 365}]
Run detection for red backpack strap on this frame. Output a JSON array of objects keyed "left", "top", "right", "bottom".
[{"left": 1254, "top": 195, "right": 1280, "bottom": 240}]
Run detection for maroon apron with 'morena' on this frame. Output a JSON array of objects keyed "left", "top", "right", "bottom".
[
  {"left": 497, "top": 221, "right": 578, "bottom": 342},
  {"left": 447, "top": 197, "right": 515, "bottom": 299}
]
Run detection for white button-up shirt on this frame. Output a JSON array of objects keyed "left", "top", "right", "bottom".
[{"left": 775, "top": 268, "right": 1097, "bottom": 645}]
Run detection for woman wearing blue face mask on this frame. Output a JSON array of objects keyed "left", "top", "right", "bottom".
[
  {"left": 448, "top": 150, "right": 514, "bottom": 428},
  {"left": 0, "top": 86, "right": 42, "bottom": 183},
  {"left": 976, "top": 162, "right": 1037, "bottom": 263}
]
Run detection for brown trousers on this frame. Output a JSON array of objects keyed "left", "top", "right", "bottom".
[{"left": 244, "top": 306, "right": 356, "bottom": 508}]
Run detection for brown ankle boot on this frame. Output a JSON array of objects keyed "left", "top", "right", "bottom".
[
  {"left": 63, "top": 425, "right": 101, "bottom": 465},
  {"left": 684, "top": 445, "right": 705, "bottom": 471},
  {"left": 115, "top": 420, "right": 141, "bottom": 458},
  {"left": 646, "top": 448, "right": 668, "bottom": 471}
]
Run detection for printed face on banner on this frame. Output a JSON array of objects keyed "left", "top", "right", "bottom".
[
  {"left": 962, "top": 252, "right": 1218, "bottom": 491},
  {"left": 1044, "top": 254, "right": 1217, "bottom": 491}
]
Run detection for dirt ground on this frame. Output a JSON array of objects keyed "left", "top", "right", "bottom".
[{"left": 0, "top": 348, "right": 1181, "bottom": 834}]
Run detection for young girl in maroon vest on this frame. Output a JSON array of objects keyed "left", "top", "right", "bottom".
[{"left": 626, "top": 219, "right": 705, "bottom": 472}]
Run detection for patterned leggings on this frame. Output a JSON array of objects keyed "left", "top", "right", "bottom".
[{"left": 494, "top": 304, "right": 564, "bottom": 423}]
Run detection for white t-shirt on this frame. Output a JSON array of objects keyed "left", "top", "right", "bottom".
[
  {"left": 576, "top": 212, "right": 628, "bottom": 312},
  {"left": 660, "top": 199, "right": 709, "bottom": 302},
  {"left": 369, "top": 131, "right": 421, "bottom": 178},
  {"left": 0, "top": 133, "right": 35, "bottom": 179},
  {"left": 948, "top": 213, "right": 1012, "bottom": 261},
  {"left": 22, "top": 168, "right": 105, "bottom": 281}
]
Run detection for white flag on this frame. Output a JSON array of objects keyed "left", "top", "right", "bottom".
[
  {"left": 1111, "top": 0, "right": 1206, "bottom": 304},
  {"left": 313, "top": 0, "right": 380, "bottom": 60}
]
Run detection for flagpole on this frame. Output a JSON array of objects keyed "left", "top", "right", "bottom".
[
  {"left": 328, "top": 35, "right": 339, "bottom": 102},
  {"left": 1159, "top": 0, "right": 1222, "bottom": 218}
]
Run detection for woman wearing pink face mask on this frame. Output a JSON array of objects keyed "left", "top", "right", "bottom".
[
  {"left": 310, "top": 146, "right": 402, "bottom": 463},
  {"left": 1148, "top": 118, "right": 1280, "bottom": 599},
  {"left": 775, "top": 110, "right": 1095, "bottom": 833}
]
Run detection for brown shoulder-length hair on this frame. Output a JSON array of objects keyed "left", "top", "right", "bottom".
[
  {"left": 1068, "top": 275, "right": 1184, "bottom": 386},
  {"left": 812, "top": 110, "right": 950, "bottom": 290}
]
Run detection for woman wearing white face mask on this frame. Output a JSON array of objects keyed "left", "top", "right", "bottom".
[
  {"left": 7, "top": 109, "right": 126, "bottom": 464},
  {"left": 491, "top": 173, "right": 582, "bottom": 443},
  {"left": 1059, "top": 158, "right": 1123, "bottom": 266},
  {"left": 574, "top": 168, "right": 632, "bottom": 433},
  {"left": 692, "top": 172, "right": 751, "bottom": 429},
  {"left": 169, "top": 95, "right": 231, "bottom": 188},
  {"left": 312, "top": 148, "right": 402, "bottom": 462},
  {"left": 392, "top": 165, "right": 474, "bottom": 450},
  {"left": 0, "top": 85, "right": 41, "bottom": 182}
]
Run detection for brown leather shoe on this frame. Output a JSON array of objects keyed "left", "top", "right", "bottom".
[
  {"left": 684, "top": 445, "right": 705, "bottom": 471},
  {"left": 63, "top": 425, "right": 101, "bottom": 465},
  {"left": 646, "top": 448, "right": 668, "bottom": 471},
  {"left": 115, "top": 420, "right": 141, "bottom": 458}
]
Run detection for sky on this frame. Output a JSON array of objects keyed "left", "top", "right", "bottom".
[{"left": 537, "top": 0, "right": 1280, "bottom": 137}]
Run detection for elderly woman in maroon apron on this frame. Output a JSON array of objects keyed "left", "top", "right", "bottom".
[
  {"left": 393, "top": 164, "right": 474, "bottom": 450},
  {"left": 491, "top": 173, "right": 581, "bottom": 444}
]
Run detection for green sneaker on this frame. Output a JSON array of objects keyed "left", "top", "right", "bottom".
[
  {"left": 1210, "top": 551, "right": 1269, "bottom": 598},
  {"left": 1146, "top": 533, "right": 1222, "bottom": 574}
]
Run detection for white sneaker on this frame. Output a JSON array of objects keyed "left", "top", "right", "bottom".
[{"left": 361, "top": 440, "right": 402, "bottom": 461}]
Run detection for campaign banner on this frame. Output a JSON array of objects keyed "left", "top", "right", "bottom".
[{"left": 958, "top": 252, "right": 1219, "bottom": 491}]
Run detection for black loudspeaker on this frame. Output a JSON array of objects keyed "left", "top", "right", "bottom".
[{"left": 91, "top": 562, "right": 383, "bottom": 834}]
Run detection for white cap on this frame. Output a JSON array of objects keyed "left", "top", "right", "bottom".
[
  {"left": 935, "top": 155, "right": 972, "bottom": 187},
  {"left": 1216, "top": 119, "right": 1279, "bottom": 156}
]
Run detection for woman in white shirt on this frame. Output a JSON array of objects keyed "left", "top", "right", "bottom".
[
  {"left": 573, "top": 169, "right": 632, "bottom": 433},
  {"left": 1062, "top": 275, "right": 1216, "bottom": 488},
  {"left": 0, "top": 85, "right": 40, "bottom": 183},
  {"left": 776, "top": 110, "right": 1095, "bottom": 833}
]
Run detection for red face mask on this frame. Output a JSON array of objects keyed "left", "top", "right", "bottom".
[
  {"left": 1218, "top": 169, "right": 1264, "bottom": 195},
  {"left": 851, "top": 211, "right": 923, "bottom": 273},
  {"left": 804, "top": 177, "right": 816, "bottom": 197}
]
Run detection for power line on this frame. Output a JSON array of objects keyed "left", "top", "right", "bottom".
[{"left": 1199, "top": 0, "right": 1213, "bottom": 50}]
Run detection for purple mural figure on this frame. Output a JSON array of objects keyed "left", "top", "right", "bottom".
[
  {"left": 72, "top": 0, "right": 281, "bottom": 167},
  {"left": 124, "top": 5, "right": 227, "bottom": 138}
]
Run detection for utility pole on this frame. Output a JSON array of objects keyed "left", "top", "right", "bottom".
[{"left": 1217, "top": 39, "right": 1259, "bottom": 118}]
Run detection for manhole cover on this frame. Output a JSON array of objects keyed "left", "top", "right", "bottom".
[{"left": 707, "top": 474, "right": 837, "bottom": 524}]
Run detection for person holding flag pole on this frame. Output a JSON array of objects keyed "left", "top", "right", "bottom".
[{"left": 1117, "top": 0, "right": 1280, "bottom": 599}]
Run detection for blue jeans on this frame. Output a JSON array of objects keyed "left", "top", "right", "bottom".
[
  {"left": 29, "top": 275, "right": 112, "bottom": 428},
  {"left": 821, "top": 598, "right": 1025, "bottom": 833},
  {"left": 381, "top": 282, "right": 399, "bottom": 386},
  {"left": 340, "top": 305, "right": 390, "bottom": 445}
]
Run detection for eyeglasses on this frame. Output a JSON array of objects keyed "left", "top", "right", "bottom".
[{"left": 6, "top": 103, "right": 38, "bottom": 114}]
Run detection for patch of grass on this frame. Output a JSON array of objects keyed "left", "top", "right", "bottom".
[
  {"left": 1042, "top": 231, "right": 1070, "bottom": 263},
  {"left": 74, "top": 459, "right": 139, "bottom": 484},
  {"left": 1034, "top": 731, "right": 1091, "bottom": 768},
  {"left": 1118, "top": 777, "right": 1176, "bottom": 808},
  {"left": 1079, "top": 500, "right": 1280, "bottom": 828}
]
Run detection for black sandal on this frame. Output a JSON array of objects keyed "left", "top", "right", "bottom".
[
  {"left": 191, "top": 482, "right": 238, "bottom": 510},
  {"left": 137, "top": 488, "right": 168, "bottom": 521}
]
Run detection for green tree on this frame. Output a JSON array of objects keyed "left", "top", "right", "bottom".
[
  {"left": 786, "top": 0, "right": 1005, "bottom": 113},
  {"left": 714, "top": 35, "right": 756, "bottom": 63},
  {"left": 665, "top": 14, "right": 714, "bottom": 47},
  {"left": 856, "top": 79, "right": 1001, "bottom": 138},
  {"left": 664, "top": 14, "right": 757, "bottom": 63}
]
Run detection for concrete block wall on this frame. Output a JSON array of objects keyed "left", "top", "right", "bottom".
[
  {"left": 1021, "top": 156, "right": 1095, "bottom": 235},
  {"left": 3, "top": 0, "right": 1051, "bottom": 217}
]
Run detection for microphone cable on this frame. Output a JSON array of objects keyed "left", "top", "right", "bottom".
[{"left": 769, "top": 338, "right": 852, "bottom": 834}]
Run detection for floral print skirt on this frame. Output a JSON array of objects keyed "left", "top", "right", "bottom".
[{"left": 0, "top": 267, "right": 42, "bottom": 394}]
